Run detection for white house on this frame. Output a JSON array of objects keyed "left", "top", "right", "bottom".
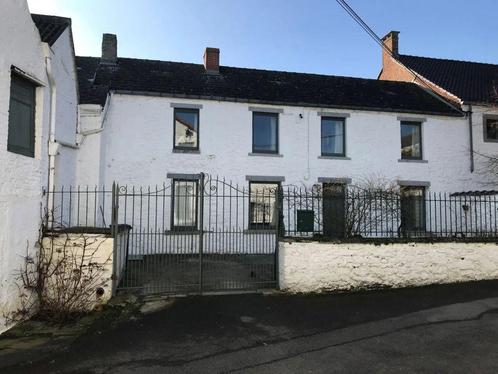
[
  {"left": 0, "top": 2, "right": 78, "bottom": 333},
  {"left": 43, "top": 35, "right": 492, "bottom": 269},
  {"left": 3, "top": 7, "right": 498, "bottom": 321},
  {"left": 73, "top": 35, "right": 493, "bottom": 197}
]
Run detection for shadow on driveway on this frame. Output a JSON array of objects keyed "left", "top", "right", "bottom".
[{"left": 2, "top": 280, "right": 498, "bottom": 373}]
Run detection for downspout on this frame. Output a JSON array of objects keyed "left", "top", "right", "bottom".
[
  {"left": 43, "top": 44, "right": 57, "bottom": 222},
  {"left": 77, "top": 92, "right": 111, "bottom": 145},
  {"left": 467, "top": 104, "right": 474, "bottom": 173}
]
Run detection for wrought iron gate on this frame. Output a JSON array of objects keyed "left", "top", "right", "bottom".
[{"left": 114, "top": 174, "right": 278, "bottom": 294}]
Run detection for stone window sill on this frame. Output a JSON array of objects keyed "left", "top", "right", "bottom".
[
  {"left": 164, "top": 230, "right": 201, "bottom": 235},
  {"left": 243, "top": 229, "right": 277, "bottom": 234},
  {"left": 173, "top": 148, "right": 200, "bottom": 154},
  {"left": 318, "top": 155, "right": 351, "bottom": 160},
  {"left": 248, "top": 153, "right": 283, "bottom": 158},
  {"left": 398, "top": 158, "right": 428, "bottom": 164}
]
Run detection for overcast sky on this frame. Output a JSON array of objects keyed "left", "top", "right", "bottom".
[{"left": 27, "top": 0, "right": 498, "bottom": 79}]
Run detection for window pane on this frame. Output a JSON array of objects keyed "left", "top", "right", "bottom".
[
  {"left": 321, "top": 118, "right": 344, "bottom": 155},
  {"left": 401, "top": 187, "right": 425, "bottom": 231},
  {"left": 486, "top": 118, "right": 498, "bottom": 140},
  {"left": 8, "top": 75, "right": 35, "bottom": 157},
  {"left": 401, "top": 122, "right": 421, "bottom": 159},
  {"left": 249, "top": 182, "right": 278, "bottom": 227},
  {"left": 8, "top": 100, "right": 32, "bottom": 149},
  {"left": 173, "top": 180, "right": 197, "bottom": 227},
  {"left": 174, "top": 109, "right": 198, "bottom": 148},
  {"left": 253, "top": 113, "right": 278, "bottom": 153}
]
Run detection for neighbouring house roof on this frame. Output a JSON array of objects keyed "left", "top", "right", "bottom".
[
  {"left": 397, "top": 54, "right": 498, "bottom": 104},
  {"left": 75, "top": 56, "right": 461, "bottom": 116},
  {"left": 31, "top": 13, "right": 71, "bottom": 46}
]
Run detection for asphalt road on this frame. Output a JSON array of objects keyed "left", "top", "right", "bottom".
[{"left": 3, "top": 281, "right": 498, "bottom": 373}]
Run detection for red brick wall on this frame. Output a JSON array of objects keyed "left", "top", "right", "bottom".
[{"left": 379, "top": 33, "right": 461, "bottom": 105}]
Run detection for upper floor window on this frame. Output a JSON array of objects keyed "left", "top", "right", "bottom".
[
  {"left": 321, "top": 117, "right": 345, "bottom": 156},
  {"left": 484, "top": 116, "right": 498, "bottom": 142},
  {"left": 252, "top": 112, "right": 278, "bottom": 154},
  {"left": 8, "top": 73, "right": 36, "bottom": 157},
  {"left": 174, "top": 108, "right": 199, "bottom": 150},
  {"left": 400, "top": 121, "right": 422, "bottom": 160}
]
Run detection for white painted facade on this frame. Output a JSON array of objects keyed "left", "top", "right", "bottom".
[
  {"left": 0, "top": 0, "right": 49, "bottom": 333},
  {"left": 76, "top": 93, "right": 492, "bottom": 191},
  {"left": 279, "top": 241, "right": 498, "bottom": 293},
  {"left": 1, "top": 2, "right": 497, "bottom": 333},
  {"left": 50, "top": 27, "right": 79, "bottom": 188},
  {"left": 466, "top": 104, "right": 498, "bottom": 181},
  {"left": 0, "top": 1, "right": 79, "bottom": 333}
]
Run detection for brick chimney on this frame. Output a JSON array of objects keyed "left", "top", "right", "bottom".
[
  {"left": 381, "top": 31, "right": 399, "bottom": 67},
  {"left": 203, "top": 47, "right": 220, "bottom": 73},
  {"left": 101, "top": 33, "right": 117, "bottom": 64}
]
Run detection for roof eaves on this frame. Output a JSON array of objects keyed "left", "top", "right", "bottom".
[{"left": 110, "top": 89, "right": 464, "bottom": 117}]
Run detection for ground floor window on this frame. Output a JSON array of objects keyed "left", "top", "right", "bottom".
[
  {"left": 249, "top": 182, "right": 279, "bottom": 228},
  {"left": 172, "top": 179, "right": 198, "bottom": 229},
  {"left": 400, "top": 186, "right": 426, "bottom": 232}
]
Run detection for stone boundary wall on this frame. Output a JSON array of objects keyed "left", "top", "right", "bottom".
[
  {"left": 41, "top": 233, "right": 114, "bottom": 303},
  {"left": 279, "top": 241, "right": 498, "bottom": 293}
]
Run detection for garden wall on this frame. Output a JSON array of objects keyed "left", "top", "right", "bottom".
[{"left": 279, "top": 241, "right": 498, "bottom": 293}]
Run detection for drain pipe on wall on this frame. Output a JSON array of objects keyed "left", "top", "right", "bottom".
[
  {"left": 467, "top": 104, "right": 475, "bottom": 173},
  {"left": 43, "top": 44, "right": 58, "bottom": 219},
  {"left": 77, "top": 92, "right": 111, "bottom": 145}
]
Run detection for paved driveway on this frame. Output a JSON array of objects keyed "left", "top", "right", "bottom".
[{"left": 2, "top": 281, "right": 498, "bottom": 373}]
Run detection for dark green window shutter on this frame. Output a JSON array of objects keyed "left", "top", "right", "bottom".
[{"left": 7, "top": 74, "right": 36, "bottom": 157}]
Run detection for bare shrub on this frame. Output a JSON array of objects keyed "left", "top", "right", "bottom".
[
  {"left": 6, "top": 226, "right": 112, "bottom": 324},
  {"left": 344, "top": 176, "right": 401, "bottom": 238},
  {"left": 289, "top": 175, "right": 401, "bottom": 239}
]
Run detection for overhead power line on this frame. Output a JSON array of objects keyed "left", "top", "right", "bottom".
[{"left": 335, "top": 0, "right": 465, "bottom": 115}]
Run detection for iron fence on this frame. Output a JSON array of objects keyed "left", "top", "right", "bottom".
[
  {"left": 281, "top": 186, "right": 498, "bottom": 240},
  {"left": 44, "top": 175, "right": 278, "bottom": 294},
  {"left": 44, "top": 182, "right": 498, "bottom": 241},
  {"left": 43, "top": 177, "right": 498, "bottom": 294}
]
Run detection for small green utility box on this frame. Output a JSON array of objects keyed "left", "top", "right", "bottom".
[{"left": 297, "top": 210, "right": 314, "bottom": 232}]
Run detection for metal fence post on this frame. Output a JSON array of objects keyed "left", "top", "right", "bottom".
[
  {"left": 198, "top": 173, "right": 205, "bottom": 294},
  {"left": 274, "top": 185, "right": 283, "bottom": 289},
  {"left": 111, "top": 182, "right": 119, "bottom": 295}
]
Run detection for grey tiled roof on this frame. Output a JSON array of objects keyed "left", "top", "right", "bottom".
[
  {"left": 31, "top": 13, "right": 71, "bottom": 46},
  {"left": 76, "top": 56, "right": 461, "bottom": 116}
]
